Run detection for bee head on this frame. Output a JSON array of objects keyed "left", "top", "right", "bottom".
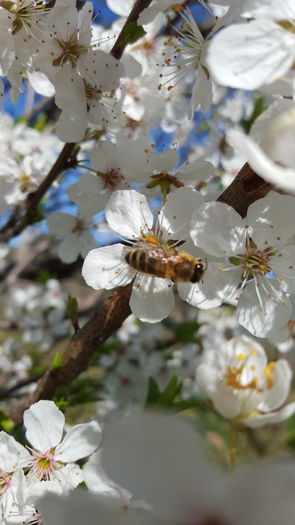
[{"left": 190, "top": 260, "right": 205, "bottom": 283}]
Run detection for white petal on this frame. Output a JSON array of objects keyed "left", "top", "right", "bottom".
[
  {"left": 211, "top": 387, "right": 241, "bottom": 420},
  {"left": 178, "top": 262, "right": 240, "bottom": 309},
  {"left": 271, "top": 246, "right": 295, "bottom": 291},
  {"left": 83, "top": 450, "right": 131, "bottom": 501},
  {"left": 27, "top": 71, "right": 55, "bottom": 97},
  {"left": 67, "top": 174, "right": 105, "bottom": 216},
  {"left": 159, "top": 186, "right": 205, "bottom": 241},
  {"left": 237, "top": 281, "right": 292, "bottom": 337},
  {"left": 79, "top": 232, "right": 97, "bottom": 259},
  {"left": 146, "top": 149, "right": 179, "bottom": 173},
  {"left": 38, "top": 483, "right": 154, "bottom": 525},
  {"left": 190, "top": 64, "right": 213, "bottom": 117},
  {"left": 0, "top": 432, "right": 31, "bottom": 471},
  {"left": 176, "top": 160, "right": 214, "bottom": 184},
  {"left": 105, "top": 190, "right": 153, "bottom": 239},
  {"left": 258, "top": 359, "right": 292, "bottom": 412},
  {"left": 82, "top": 244, "right": 135, "bottom": 291},
  {"left": 241, "top": 0, "right": 295, "bottom": 20},
  {"left": 130, "top": 274, "right": 174, "bottom": 323},
  {"left": 228, "top": 129, "right": 295, "bottom": 193},
  {"left": 247, "top": 192, "right": 295, "bottom": 246},
  {"left": 190, "top": 202, "right": 247, "bottom": 257},
  {"left": 207, "top": 21, "right": 295, "bottom": 89},
  {"left": 243, "top": 402, "right": 295, "bottom": 428},
  {"left": 56, "top": 421, "right": 101, "bottom": 462},
  {"left": 57, "top": 234, "right": 81, "bottom": 263},
  {"left": 24, "top": 401, "right": 65, "bottom": 451},
  {"left": 90, "top": 141, "right": 120, "bottom": 173},
  {"left": 56, "top": 111, "right": 87, "bottom": 143},
  {"left": 47, "top": 212, "right": 77, "bottom": 235},
  {"left": 101, "top": 412, "right": 218, "bottom": 522}
]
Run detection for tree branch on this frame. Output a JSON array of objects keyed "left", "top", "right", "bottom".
[
  {"left": 217, "top": 162, "right": 273, "bottom": 218},
  {"left": 5, "top": 1, "right": 274, "bottom": 425},
  {"left": 110, "top": 0, "right": 154, "bottom": 60}
]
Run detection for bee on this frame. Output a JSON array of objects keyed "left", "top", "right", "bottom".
[{"left": 125, "top": 243, "right": 206, "bottom": 283}]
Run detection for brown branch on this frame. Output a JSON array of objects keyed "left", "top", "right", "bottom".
[
  {"left": 110, "top": 0, "right": 154, "bottom": 59},
  {"left": 217, "top": 162, "right": 273, "bottom": 218}
]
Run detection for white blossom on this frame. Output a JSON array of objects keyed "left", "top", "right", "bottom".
[{"left": 197, "top": 335, "right": 295, "bottom": 427}]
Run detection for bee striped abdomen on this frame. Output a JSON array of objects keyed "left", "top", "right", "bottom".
[
  {"left": 125, "top": 246, "right": 206, "bottom": 283},
  {"left": 126, "top": 248, "right": 167, "bottom": 278}
]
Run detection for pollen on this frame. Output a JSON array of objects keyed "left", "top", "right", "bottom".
[{"left": 237, "top": 353, "right": 245, "bottom": 361}]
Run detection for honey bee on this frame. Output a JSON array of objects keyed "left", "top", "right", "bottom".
[{"left": 125, "top": 243, "right": 206, "bottom": 283}]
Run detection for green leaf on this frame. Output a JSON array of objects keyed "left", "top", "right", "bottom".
[
  {"left": 123, "top": 21, "right": 146, "bottom": 46},
  {"left": 174, "top": 320, "right": 201, "bottom": 343},
  {"left": 146, "top": 374, "right": 182, "bottom": 408},
  {"left": 146, "top": 377, "right": 161, "bottom": 404},
  {"left": 66, "top": 295, "right": 78, "bottom": 323},
  {"left": 51, "top": 351, "right": 62, "bottom": 370},
  {"left": 157, "top": 374, "right": 182, "bottom": 405},
  {"left": 33, "top": 113, "right": 47, "bottom": 131},
  {"left": 37, "top": 269, "right": 52, "bottom": 284},
  {"left": 0, "top": 410, "right": 14, "bottom": 432},
  {"left": 28, "top": 203, "right": 44, "bottom": 224},
  {"left": 240, "top": 96, "right": 266, "bottom": 134}
]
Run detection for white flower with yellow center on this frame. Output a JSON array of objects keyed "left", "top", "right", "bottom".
[
  {"left": 196, "top": 335, "right": 295, "bottom": 427},
  {"left": 182, "top": 191, "right": 295, "bottom": 337},
  {"left": 23, "top": 400, "right": 101, "bottom": 490}
]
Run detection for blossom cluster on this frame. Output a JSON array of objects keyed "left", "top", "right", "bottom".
[{"left": 1, "top": 0, "right": 295, "bottom": 523}]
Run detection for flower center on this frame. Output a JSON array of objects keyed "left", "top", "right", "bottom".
[
  {"left": 132, "top": 38, "right": 155, "bottom": 55},
  {"left": 19, "top": 173, "right": 33, "bottom": 192},
  {"left": 0, "top": 469, "right": 11, "bottom": 496},
  {"left": 230, "top": 239, "right": 277, "bottom": 281},
  {"left": 84, "top": 80, "right": 102, "bottom": 102},
  {"left": 0, "top": 0, "right": 46, "bottom": 34},
  {"left": 53, "top": 33, "right": 87, "bottom": 68},
  {"left": 146, "top": 172, "right": 184, "bottom": 197},
  {"left": 26, "top": 448, "right": 63, "bottom": 482},
  {"left": 98, "top": 168, "right": 124, "bottom": 190},
  {"left": 226, "top": 354, "right": 276, "bottom": 393}
]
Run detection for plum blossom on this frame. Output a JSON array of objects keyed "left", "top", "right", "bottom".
[
  {"left": 23, "top": 400, "right": 101, "bottom": 491},
  {"left": 196, "top": 335, "right": 295, "bottom": 427},
  {"left": 47, "top": 210, "right": 98, "bottom": 263},
  {"left": 67, "top": 141, "right": 129, "bottom": 216},
  {"left": 33, "top": 1, "right": 124, "bottom": 142},
  {"left": 82, "top": 187, "right": 205, "bottom": 323},
  {"left": 181, "top": 191, "right": 295, "bottom": 337}
]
